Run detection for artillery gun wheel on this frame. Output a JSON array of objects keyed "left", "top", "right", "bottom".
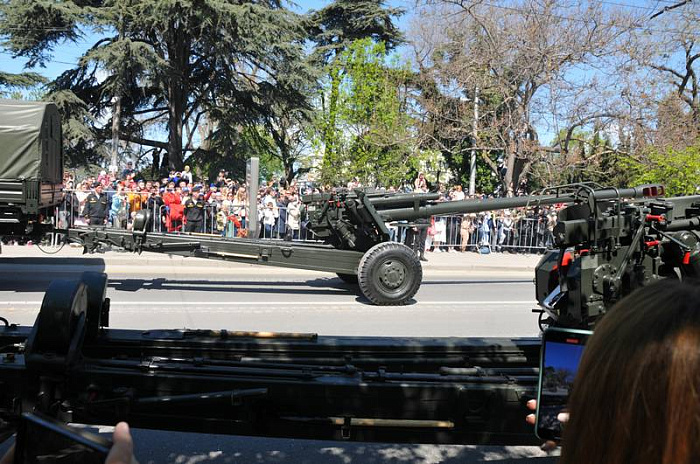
[
  {"left": 358, "top": 242, "right": 422, "bottom": 305},
  {"left": 336, "top": 273, "right": 358, "bottom": 284}
]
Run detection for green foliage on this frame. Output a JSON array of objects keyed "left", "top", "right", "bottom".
[
  {"left": 308, "top": 0, "right": 404, "bottom": 64},
  {"left": 309, "top": 0, "right": 403, "bottom": 184},
  {"left": 0, "top": 71, "right": 46, "bottom": 97},
  {"left": 528, "top": 128, "right": 631, "bottom": 191},
  {"left": 625, "top": 143, "right": 700, "bottom": 196},
  {"left": 316, "top": 38, "right": 418, "bottom": 187}
]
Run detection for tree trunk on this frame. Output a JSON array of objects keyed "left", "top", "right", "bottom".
[
  {"left": 110, "top": 95, "right": 122, "bottom": 173},
  {"left": 284, "top": 161, "right": 295, "bottom": 184},
  {"left": 166, "top": 18, "right": 188, "bottom": 170},
  {"left": 167, "top": 81, "right": 185, "bottom": 170},
  {"left": 322, "top": 66, "right": 341, "bottom": 180},
  {"left": 504, "top": 137, "right": 517, "bottom": 197}
]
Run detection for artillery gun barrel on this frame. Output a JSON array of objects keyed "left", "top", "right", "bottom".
[
  {"left": 377, "top": 185, "right": 661, "bottom": 222},
  {"left": 369, "top": 193, "right": 441, "bottom": 209},
  {"left": 378, "top": 195, "right": 568, "bottom": 222}
]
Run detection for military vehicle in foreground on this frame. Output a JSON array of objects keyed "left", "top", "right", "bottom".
[{"left": 0, "top": 100, "right": 63, "bottom": 242}]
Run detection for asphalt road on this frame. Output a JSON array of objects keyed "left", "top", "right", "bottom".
[{"left": 0, "top": 249, "right": 556, "bottom": 463}]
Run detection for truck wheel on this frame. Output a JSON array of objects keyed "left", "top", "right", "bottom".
[
  {"left": 336, "top": 273, "right": 358, "bottom": 284},
  {"left": 358, "top": 242, "right": 422, "bottom": 305}
]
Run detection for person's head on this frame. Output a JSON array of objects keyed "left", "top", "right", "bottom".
[
  {"left": 184, "top": 165, "right": 190, "bottom": 172},
  {"left": 561, "top": 280, "right": 700, "bottom": 464},
  {"left": 126, "top": 161, "right": 133, "bottom": 168},
  {"left": 93, "top": 182, "right": 103, "bottom": 193}
]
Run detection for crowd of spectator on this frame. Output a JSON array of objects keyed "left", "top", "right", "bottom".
[
  {"left": 60, "top": 165, "right": 307, "bottom": 240},
  {"left": 58, "top": 164, "right": 560, "bottom": 255}
]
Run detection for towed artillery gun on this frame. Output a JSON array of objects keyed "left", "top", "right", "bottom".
[
  {"left": 63, "top": 183, "right": 683, "bottom": 306},
  {"left": 0, "top": 182, "right": 697, "bottom": 448},
  {"left": 65, "top": 188, "right": 571, "bottom": 305}
]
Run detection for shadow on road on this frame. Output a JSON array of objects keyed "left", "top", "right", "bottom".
[
  {"left": 0, "top": 256, "right": 107, "bottom": 267},
  {"left": 421, "top": 280, "right": 531, "bottom": 285},
  {"left": 0, "top": 429, "right": 559, "bottom": 464},
  {"left": 108, "top": 277, "right": 359, "bottom": 296},
  {"left": 127, "top": 429, "right": 559, "bottom": 464},
  {"left": 0, "top": 274, "right": 362, "bottom": 298}
]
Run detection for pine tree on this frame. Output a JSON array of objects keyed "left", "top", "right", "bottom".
[{"left": 0, "top": 0, "right": 312, "bottom": 171}]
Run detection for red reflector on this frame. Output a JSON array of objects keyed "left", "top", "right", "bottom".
[
  {"left": 645, "top": 240, "right": 660, "bottom": 248},
  {"left": 646, "top": 214, "right": 665, "bottom": 223},
  {"left": 683, "top": 252, "right": 691, "bottom": 265},
  {"left": 562, "top": 252, "right": 573, "bottom": 266},
  {"left": 565, "top": 338, "right": 580, "bottom": 344}
]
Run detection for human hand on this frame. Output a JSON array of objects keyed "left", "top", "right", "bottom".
[
  {"left": 525, "top": 399, "right": 568, "bottom": 451},
  {"left": 105, "top": 422, "right": 138, "bottom": 464}
]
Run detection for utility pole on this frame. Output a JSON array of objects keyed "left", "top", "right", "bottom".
[{"left": 469, "top": 86, "right": 479, "bottom": 196}]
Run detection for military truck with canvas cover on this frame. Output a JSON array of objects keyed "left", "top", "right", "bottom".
[{"left": 0, "top": 100, "right": 63, "bottom": 239}]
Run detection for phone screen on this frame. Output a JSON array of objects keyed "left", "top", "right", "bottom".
[
  {"left": 536, "top": 328, "right": 592, "bottom": 441},
  {"left": 15, "top": 413, "right": 111, "bottom": 464}
]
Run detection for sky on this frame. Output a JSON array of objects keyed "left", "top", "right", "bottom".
[
  {"left": 0, "top": 0, "right": 685, "bottom": 150},
  {"left": 543, "top": 341, "right": 586, "bottom": 378},
  {"left": 0, "top": 0, "right": 414, "bottom": 82}
]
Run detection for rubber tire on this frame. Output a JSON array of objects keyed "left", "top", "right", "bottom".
[
  {"left": 32, "top": 279, "right": 88, "bottom": 354},
  {"left": 81, "top": 272, "right": 109, "bottom": 340},
  {"left": 358, "top": 242, "right": 422, "bottom": 305},
  {"left": 336, "top": 273, "right": 359, "bottom": 284}
]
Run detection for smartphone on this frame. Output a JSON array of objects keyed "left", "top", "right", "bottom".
[
  {"left": 14, "top": 412, "right": 112, "bottom": 464},
  {"left": 536, "top": 327, "right": 593, "bottom": 441}
]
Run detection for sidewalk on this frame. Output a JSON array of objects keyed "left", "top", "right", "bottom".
[{"left": 0, "top": 244, "right": 541, "bottom": 275}]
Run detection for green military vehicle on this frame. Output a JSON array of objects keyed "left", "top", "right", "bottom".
[{"left": 0, "top": 100, "right": 63, "bottom": 241}]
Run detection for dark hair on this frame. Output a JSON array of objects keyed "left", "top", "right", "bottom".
[{"left": 561, "top": 280, "right": 700, "bottom": 464}]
